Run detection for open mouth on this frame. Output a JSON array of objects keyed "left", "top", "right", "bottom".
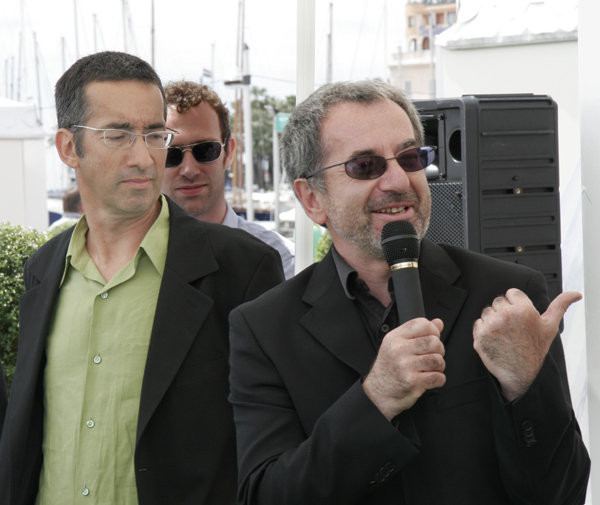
[{"left": 374, "top": 206, "right": 408, "bottom": 214}]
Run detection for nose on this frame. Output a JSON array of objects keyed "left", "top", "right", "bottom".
[
  {"left": 377, "top": 156, "right": 412, "bottom": 192},
  {"left": 128, "top": 135, "right": 154, "bottom": 170},
  {"left": 177, "top": 149, "right": 203, "bottom": 179}
]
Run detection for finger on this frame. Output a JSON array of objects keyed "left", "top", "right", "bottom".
[
  {"left": 412, "top": 335, "right": 445, "bottom": 356},
  {"left": 491, "top": 296, "right": 507, "bottom": 310},
  {"left": 504, "top": 288, "right": 529, "bottom": 304},
  {"left": 431, "top": 318, "right": 444, "bottom": 334},
  {"left": 542, "top": 291, "right": 582, "bottom": 328},
  {"left": 421, "top": 371, "right": 446, "bottom": 391},
  {"left": 396, "top": 318, "right": 442, "bottom": 340},
  {"left": 480, "top": 305, "right": 494, "bottom": 319}
]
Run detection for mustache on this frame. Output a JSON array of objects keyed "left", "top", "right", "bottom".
[{"left": 120, "top": 168, "right": 156, "bottom": 180}]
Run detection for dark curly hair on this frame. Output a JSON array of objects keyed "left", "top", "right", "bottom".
[{"left": 164, "top": 81, "right": 232, "bottom": 153}]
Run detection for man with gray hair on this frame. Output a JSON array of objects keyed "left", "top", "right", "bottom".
[{"left": 228, "top": 80, "right": 590, "bottom": 504}]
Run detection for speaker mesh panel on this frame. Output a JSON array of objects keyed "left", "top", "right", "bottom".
[{"left": 426, "top": 182, "right": 466, "bottom": 248}]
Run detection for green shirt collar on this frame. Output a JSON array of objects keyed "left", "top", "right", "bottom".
[{"left": 61, "top": 195, "right": 170, "bottom": 286}]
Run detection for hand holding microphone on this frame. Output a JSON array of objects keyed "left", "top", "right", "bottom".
[{"left": 362, "top": 221, "right": 446, "bottom": 421}]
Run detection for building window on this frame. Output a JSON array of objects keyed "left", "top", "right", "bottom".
[
  {"left": 422, "top": 37, "right": 430, "bottom": 50},
  {"left": 408, "top": 16, "right": 415, "bottom": 28},
  {"left": 447, "top": 11, "right": 456, "bottom": 25},
  {"left": 436, "top": 12, "right": 445, "bottom": 25},
  {"left": 409, "top": 39, "right": 417, "bottom": 52}
]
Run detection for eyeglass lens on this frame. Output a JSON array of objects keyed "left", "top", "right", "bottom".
[
  {"left": 166, "top": 141, "right": 223, "bottom": 168},
  {"left": 345, "top": 147, "right": 435, "bottom": 180},
  {"left": 103, "top": 130, "right": 173, "bottom": 149}
]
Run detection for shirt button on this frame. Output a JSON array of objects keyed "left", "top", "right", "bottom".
[
  {"left": 82, "top": 487, "right": 90, "bottom": 496},
  {"left": 86, "top": 420, "right": 95, "bottom": 428},
  {"left": 381, "top": 324, "right": 390, "bottom": 333},
  {"left": 100, "top": 292, "right": 108, "bottom": 299},
  {"left": 93, "top": 355, "right": 102, "bottom": 364}
]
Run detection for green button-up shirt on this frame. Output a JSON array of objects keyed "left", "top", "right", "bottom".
[{"left": 36, "top": 197, "right": 170, "bottom": 505}]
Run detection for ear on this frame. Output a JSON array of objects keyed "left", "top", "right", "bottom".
[
  {"left": 55, "top": 128, "right": 80, "bottom": 169},
  {"left": 294, "top": 178, "right": 328, "bottom": 226},
  {"left": 223, "top": 137, "right": 235, "bottom": 170}
]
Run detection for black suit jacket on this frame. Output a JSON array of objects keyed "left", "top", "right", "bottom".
[
  {"left": 0, "top": 197, "right": 285, "bottom": 505},
  {"left": 0, "top": 360, "right": 6, "bottom": 437},
  {"left": 229, "top": 239, "right": 590, "bottom": 505}
]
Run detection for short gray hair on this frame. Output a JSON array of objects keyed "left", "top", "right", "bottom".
[{"left": 280, "top": 80, "right": 423, "bottom": 194}]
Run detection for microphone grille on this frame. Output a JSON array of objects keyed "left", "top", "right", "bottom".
[{"left": 381, "top": 221, "right": 420, "bottom": 266}]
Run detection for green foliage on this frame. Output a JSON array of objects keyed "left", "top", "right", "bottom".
[
  {"left": 230, "top": 88, "right": 296, "bottom": 189},
  {"left": 315, "top": 230, "right": 332, "bottom": 262},
  {"left": 47, "top": 221, "right": 76, "bottom": 239},
  {"left": 0, "top": 223, "right": 47, "bottom": 391},
  {"left": 250, "top": 86, "right": 295, "bottom": 162}
]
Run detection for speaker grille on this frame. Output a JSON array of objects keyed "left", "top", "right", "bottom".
[{"left": 426, "top": 182, "right": 466, "bottom": 248}]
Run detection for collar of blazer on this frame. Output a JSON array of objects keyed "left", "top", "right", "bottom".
[
  {"left": 17, "top": 197, "right": 222, "bottom": 446},
  {"left": 299, "top": 239, "right": 468, "bottom": 375},
  {"left": 25, "top": 195, "right": 220, "bottom": 287}
]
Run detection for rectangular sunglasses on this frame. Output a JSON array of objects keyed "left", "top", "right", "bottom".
[
  {"left": 305, "top": 146, "right": 436, "bottom": 180},
  {"left": 166, "top": 141, "right": 225, "bottom": 168}
]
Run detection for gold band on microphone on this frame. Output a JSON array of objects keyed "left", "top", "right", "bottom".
[{"left": 390, "top": 261, "right": 419, "bottom": 271}]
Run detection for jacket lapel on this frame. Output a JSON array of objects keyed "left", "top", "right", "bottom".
[
  {"left": 300, "top": 253, "right": 377, "bottom": 376},
  {"left": 299, "top": 239, "right": 469, "bottom": 377},
  {"left": 137, "top": 200, "right": 219, "bottom": 439},
  {"left": 419, "top": 239, "right": 468, "bottom": 343},
  {"left": 8, "top": 232, "right": 71, "bottom": 480},
  {"left": 15, "top": 231, "right": 72, "bottom": 391}
]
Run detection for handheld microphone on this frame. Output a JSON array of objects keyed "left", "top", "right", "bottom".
[{"left": 381, "top": 221, "right": 425, "bottom": 325}]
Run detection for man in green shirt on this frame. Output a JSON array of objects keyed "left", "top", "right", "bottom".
[{"left": 0, "top": 51, "right": 284, "bottom": 505}]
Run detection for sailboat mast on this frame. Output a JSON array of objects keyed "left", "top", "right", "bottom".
[
  {"left": 326, "top": 2, "right": 332, "bottom": 83},
  {"left": 151, "top": 0, "right": 155, "bottom": 67},
  {"left": 74, "top": 0, "right": 80, "bottom": 58},
  {"left": 34, "top": 32, "right": 42, "bottom": 124},
  {"left": 123, "top": 0, "right": 128, "bottom": 52}
]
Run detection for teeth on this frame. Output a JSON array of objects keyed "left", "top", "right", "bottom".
[{"left": 377, "top": 207, "right": 407, "bottom": 214}]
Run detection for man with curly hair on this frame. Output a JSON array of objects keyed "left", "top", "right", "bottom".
[{"left": 162, "top": 81, "right": 295, "bottom": 279}]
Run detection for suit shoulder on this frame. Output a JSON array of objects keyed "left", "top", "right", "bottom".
[
  {"left": 190, "top": 216, "right": 278, "bottom": 257},
  {"left": 437, "top": 242, "right": 541, "bottom": 280},
  {"left": 235, "top": 260, "right": 317, "bottom": 313},
  {"left": 25, "top": 227, "right": 73, "bottom": 275}
]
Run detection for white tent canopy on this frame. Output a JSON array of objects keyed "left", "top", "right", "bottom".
[
  {"left": 0, "top": 97, "right": 45, "bottom": 139},
  {"left": 0, "top": 98, "right": 47, "bottom": 230},
  {"left": 440, "top": 0, "right": 577, "bottom": 49}
]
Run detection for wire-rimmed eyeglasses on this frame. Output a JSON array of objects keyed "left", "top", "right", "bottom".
[{"left": 70, "top": 125, "right": 178, "bottom": 149}]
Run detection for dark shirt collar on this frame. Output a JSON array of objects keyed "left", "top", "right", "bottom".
[
  {"left": 330, "top": 245, "right": 358, "bottom": 300},
  {"left": 330, "top": 244, "right": 394, "bottom": 300}
]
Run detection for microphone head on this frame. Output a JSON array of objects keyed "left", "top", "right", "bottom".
[{"left": 381, "top": 221, "right": 420, "bottom": 266}]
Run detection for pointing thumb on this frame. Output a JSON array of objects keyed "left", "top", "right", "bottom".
[{"left": 542, "top": 291, "right": 582, "bottom": 328}]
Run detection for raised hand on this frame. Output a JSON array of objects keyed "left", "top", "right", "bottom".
[
  {"left": 363, "top": 318, "right": 445, "bottom": 421},
  {"left": 473, "top": 289, "right": 582, "bottom": 401}
]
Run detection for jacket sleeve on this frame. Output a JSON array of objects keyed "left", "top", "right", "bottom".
[
  {"left": 490, "top": 270, "right": 590, "bottom": 504},
  {"left": 229, "top": 308, "right": 419, "bottom": 505}
]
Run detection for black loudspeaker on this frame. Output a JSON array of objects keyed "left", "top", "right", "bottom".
[{"left": 413, "top": 95, "right": 562, "bottom": 300}]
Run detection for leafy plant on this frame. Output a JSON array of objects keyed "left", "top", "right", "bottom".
[
  {"left": 0, "top": 223, "right": 47, "bottom": 391},
  {"left": 315, "top": 230, "right": 332, "bottom": 262}
]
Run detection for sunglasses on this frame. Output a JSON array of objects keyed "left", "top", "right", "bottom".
[
  {"left": 166, "top": 141, "right": 225, "bottom": 168},
  {"left": 305, "top": 146, "right": 436, "bottom": 180}
]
